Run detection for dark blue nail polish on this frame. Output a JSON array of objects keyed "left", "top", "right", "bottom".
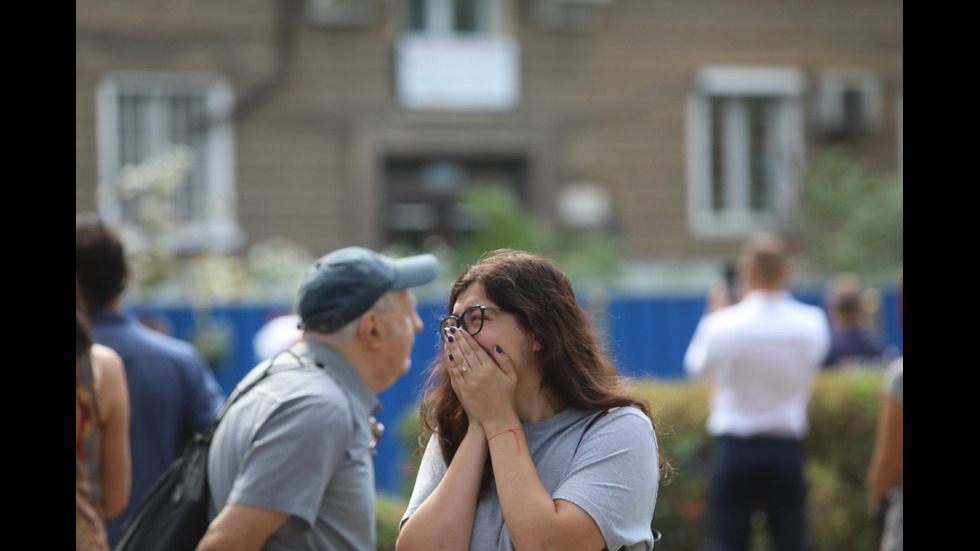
[
  {"left": 495, "top": 345, "right": 502, "bottom": 354},
  {"left": 449, "top": 327, "right": 457, "bottom": 334},
  {"left": 448, "top": 354, "right": 454, "bottom": 361},
  {"left": 447, "top": 335, "right": 454, "bottom": 343}
]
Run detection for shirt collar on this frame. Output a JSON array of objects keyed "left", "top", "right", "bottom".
[
  {"left": 301, "top": 338, "right": 381, "bottom": 417},
  {"left": 741, "top": 289, "right": 791, "bottom": 303},
  {"left": 89, "top": 310, "right": 130, "bottom": 325}
]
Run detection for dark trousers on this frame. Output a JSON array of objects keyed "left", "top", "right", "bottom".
[{"left": 708, "top": 435, "right": 807, "bottom": 551}]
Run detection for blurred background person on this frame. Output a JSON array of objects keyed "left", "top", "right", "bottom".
[
  {"left": 822, "top": 272, "right": 887, "bottom": 369},
  {"left": 867, "top": 272, "right": 902, "bottom": 551},
  {"left": 684, "top": 232, "right": 830, "bottom": 551},
  {"left": 76, "top": 213, "right": 226, "bottom": 547},
  {"left": 252, "top": 312, "right": 303, "bottom": 364},
  {"left": 77, "top": 276, "right": 131, "bottom": 550}
]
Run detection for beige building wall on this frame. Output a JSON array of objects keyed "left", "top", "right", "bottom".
[{"left": 76, "top": 0, "right": 903, "bottom": 287}]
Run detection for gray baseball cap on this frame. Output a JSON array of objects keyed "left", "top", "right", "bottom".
[{"left": 296, "top": 246, "right": 439, "bottom": 333}]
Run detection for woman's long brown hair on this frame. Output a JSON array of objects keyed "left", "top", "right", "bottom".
[{"left": 415, "top": 249, "right": 669, "bottom": 493}]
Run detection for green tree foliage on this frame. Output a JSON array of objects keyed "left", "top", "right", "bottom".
[
  {"left": 453, "top": 184, "right": 555, "bottom": 269},
  {"left": 112, "top": 145, "right": 316, "bottom": 369},
  {"left": 792, "top": 149, "right": 903, "bottom": 286},
  {"left": 451, "top": 184, "right": 624, "bottom": 289}
]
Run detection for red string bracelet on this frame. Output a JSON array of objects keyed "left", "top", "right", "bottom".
[{"left": 488, "top": 428, "right": 524, "bottom": 453}]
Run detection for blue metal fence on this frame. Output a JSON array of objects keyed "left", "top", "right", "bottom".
[{"left": 130, "top": 287, "right": 902, "bottom": 496}]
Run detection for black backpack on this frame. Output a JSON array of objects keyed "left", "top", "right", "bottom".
[{"left": 114, "top": 351, "right": 300, "bottom": 551}]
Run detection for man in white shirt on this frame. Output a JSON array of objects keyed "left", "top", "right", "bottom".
[{"left": 684, "top": 232, "right": 830, "bottom": 551}]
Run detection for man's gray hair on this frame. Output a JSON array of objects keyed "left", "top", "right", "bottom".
[{"left": 329, "top": 290, "right": 399, "bottom": 340}]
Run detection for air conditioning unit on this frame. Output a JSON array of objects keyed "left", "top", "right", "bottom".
[{"left": 812, "top": 69, "right": 882, "bottom": 135}]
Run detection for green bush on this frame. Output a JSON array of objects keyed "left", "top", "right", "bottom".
[
  {"left": 377, "top": 370, "right": 887, "bottom": 551},
  {"left": 791, "top": 148, "right": 904, "bottom": 287},
  {"left": 377, "top": 493, "right": 409, "bottom": 551},
  {"left": 641, "top": 371, "right": 885, "bottom": 551}
]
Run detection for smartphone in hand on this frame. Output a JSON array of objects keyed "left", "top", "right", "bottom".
[{"left": 723, "top": 262, "right": 738, "bottom": 303}]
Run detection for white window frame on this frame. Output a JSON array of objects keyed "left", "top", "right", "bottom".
[
  {"left": 396, "top": 0, "right": 517, "bottom": 111},
  {"left": 96, "top": 72, "right": 241, "bottom": 252},
  {"left": 405, "top": 0, "right": 500, "bottom": 35},
  {"left": 686, "top": 66, "right": 806, "bottom": 238}
]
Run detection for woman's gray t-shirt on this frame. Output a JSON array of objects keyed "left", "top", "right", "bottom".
[{"left": 401, "top": 407, "right": 661, "bottom": 551}]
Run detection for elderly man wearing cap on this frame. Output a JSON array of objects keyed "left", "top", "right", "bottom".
[{"left": 197, "top": 247, "right": 439, "bottom": 551}]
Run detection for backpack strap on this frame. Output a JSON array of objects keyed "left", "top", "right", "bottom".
[
  {"left": 574, "top": 408, "right": 611, "bottom": 457},
  {"left": 579, "top": 406, "right": 663, "bottom": 547},
  {"left": 581, "top": 408, "right": 610, "bottom": 441},
  {"left": 207, "top": 349, "right": 304, "bottom": 438}
]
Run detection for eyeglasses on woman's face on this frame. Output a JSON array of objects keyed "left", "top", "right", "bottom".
[{"left": 439, "top": 305, "right": 510, "bottom": 338}]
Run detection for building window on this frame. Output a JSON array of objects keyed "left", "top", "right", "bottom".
[
  {"left": 96, "top": 72, "right": 241, "bottom": 252},
  {"left": 687, "top": 67, "right": 806, "bottom": 237},
  {"left": 405, "top": 0, "right": 496, "bottom": 34},
  {"left": 396, "top": 0, "right": 518, "bottom": 110},
  {"left": 382, "top": 155, "right": 528, "bottom": 249}
]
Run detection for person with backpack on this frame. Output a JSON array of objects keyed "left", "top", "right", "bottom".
[
  {"left": 198, "top": 246, "right": 439, "bottom": 550},
  {"left": 76, "top": 214, "right": 224, "bottom": 547}
]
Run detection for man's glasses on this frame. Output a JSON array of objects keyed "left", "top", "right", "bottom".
[{"left": 439, "top": 305, "right": 510, "bottom": 337}]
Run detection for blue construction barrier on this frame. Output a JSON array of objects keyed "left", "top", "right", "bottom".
[{"left": 129, "top": 287, "right": 902, "bottom": 496}]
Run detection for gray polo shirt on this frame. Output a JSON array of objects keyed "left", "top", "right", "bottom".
[{"left": 207, "top": 339, "right": 380, "bottom": 550}]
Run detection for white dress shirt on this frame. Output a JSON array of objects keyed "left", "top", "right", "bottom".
[{"left": 684, "top": 289, "right": 831, "bottom": 439}]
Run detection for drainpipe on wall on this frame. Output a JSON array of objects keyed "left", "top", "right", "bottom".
[{"left": 202, "top": 0, "right": 303, "bottom": 129}]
